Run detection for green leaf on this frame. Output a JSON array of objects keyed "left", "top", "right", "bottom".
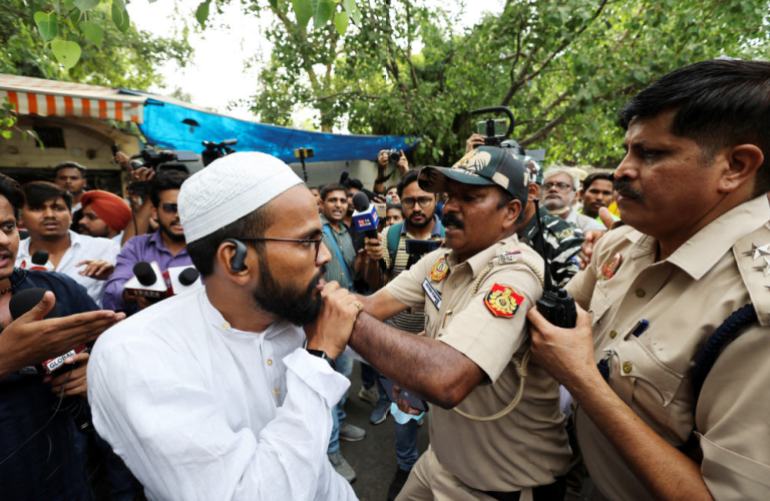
[
  {"left": 73, "top": 0, "right": 100, "bottom": 11},
  {"left": 342, "top": 0, "right": 361, "bottom": 25},
  {"left": 33, "top": 11, "right": 58, "bottom": 42},
  {"left": 334, "top": 10, "right": 349, "bottom": 35},
  {"left": 195, "top": 1, "right": 210, "bottom": 28},
  {"left": 313, "top": 0, "right": 335, "bottom": 28},
  {"left": 111, "top": 0, "right": 130, "bottom": 32},
  {"left": 79, "top": 20, "right": 103, "bottom": 47},
  {"left": 292, "top": 0, "right": 312, "bottom": 27},
  {"left": 51, "top": 38, "right": 82, "bottom": 69}
]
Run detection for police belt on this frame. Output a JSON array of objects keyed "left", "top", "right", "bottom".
[{"left": 480, "top": 476, "right": 566, "bottom": 501}]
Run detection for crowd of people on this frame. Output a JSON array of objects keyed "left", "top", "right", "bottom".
[{"left": 1, "top": 58, "right": 769, "bottom": 501}]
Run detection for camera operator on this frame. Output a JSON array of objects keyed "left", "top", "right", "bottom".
[
  {"left": 102, "top": 170, "right": 192, "bottom": 313},
  {"left": 374, "top": 149, "right": 410, "bottom": 195},
  {"left": 361, "top": 169, "right": 444, "bottom": 499},
  {"left": 0, "top": 173, "right": 124, "bottom": 500}
]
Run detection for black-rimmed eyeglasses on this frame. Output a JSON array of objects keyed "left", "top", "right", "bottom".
[{"left": 238, "top": 236, "right": 324, "bottom": 261}]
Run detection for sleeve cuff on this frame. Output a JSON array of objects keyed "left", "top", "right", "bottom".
[{"left": 283, "top": 348, "right": 350, "bottom": 408}]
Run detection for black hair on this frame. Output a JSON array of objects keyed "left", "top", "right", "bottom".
[
  {"left": 397, "top": 170, "right": 421, "bottom": 199},
  {"left": 619, "top": 59, "right": 770, "bottom": 195},
  {"left": 149, "top": 169, "right": 189, "bottom": 207},
  {"left": 23, "top": 181, "right": 72, "bottom": 211},
  {"left": 320, "top": 183, "right": 348, "bottom": 201},
  {"left": 0, "top": 173, "right": 25, "bottom": 219},
  {"left": 386, "top": 202, "right": 403, "bottom": 212},
  {"left": 582, "top": 171, "right": 614, "bottom": 192},
  {"left": 53, "top": 162, "right": 86, "bottom": 177},
  {"left": 186, "top": 206, "right": 273, "bottom": 277}
]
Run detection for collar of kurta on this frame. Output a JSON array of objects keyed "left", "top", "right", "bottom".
[{"left": 624, "top": 195, "right": 770, "bottom": 280}]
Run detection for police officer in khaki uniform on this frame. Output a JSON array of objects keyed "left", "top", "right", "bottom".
[
  {"left": 527, "top": 59, "right": 770, "bottom": 499},
  {"left": 329, "top": 146, "right": 572, "bottom": 499}
]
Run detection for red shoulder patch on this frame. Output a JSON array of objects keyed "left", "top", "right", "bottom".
[{"left": 484, "top": 283, "right": 524, "bottom": 318}]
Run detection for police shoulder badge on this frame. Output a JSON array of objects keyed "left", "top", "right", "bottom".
[
  {"left": 484, "top": 283, "right": 524, "bottom": 318},
  {"left": 601, "top": 253, "right": 623, "bottom": 280},
  {"left": 430, "top": 256, "right": 449, "bottom": 282}
]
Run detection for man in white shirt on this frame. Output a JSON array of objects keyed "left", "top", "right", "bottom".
[
  {"left": 542, "top": 167, "right": 605, "bottom": 232},
  {"left": 17, "top": 181, "right": 119, "bottom": 305},
  {"left": 88, "top": 152, "right": 360, "bottom": 501}
]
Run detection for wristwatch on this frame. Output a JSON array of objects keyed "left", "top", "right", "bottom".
[{"left": 306, "top": 349, "right": 336, "bottom": 370}]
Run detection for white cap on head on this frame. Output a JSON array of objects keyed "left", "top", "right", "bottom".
[{"left": 178, "top": 152, "right": 302, "bottom": 243}]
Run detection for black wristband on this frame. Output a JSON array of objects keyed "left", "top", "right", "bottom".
[{"left": 306, "top": 349, "right": 336, "bottom": 370}]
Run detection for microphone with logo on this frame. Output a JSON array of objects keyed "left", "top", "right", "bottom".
[
  {"left": 27, "top": 250, "right": 53, "bottom": 271},
  {"left": 9, "top": 288, "right": 87, "bottom": 375},
  {"left": 352, "top": 192, "right": 387, "bottom": 272},
  {"left": 124, "top": 262, "right": 169, "bottom": 301}
]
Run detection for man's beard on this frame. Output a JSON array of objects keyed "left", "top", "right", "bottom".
[
  {"left": 159, "top": 221, "right": 186, "bottom": 242},
  {"left": 408, "top": 211, "right": 431, "bottom": 228},
  {"left": 252, "top": 254, "right": 325, "bottom": 326}
]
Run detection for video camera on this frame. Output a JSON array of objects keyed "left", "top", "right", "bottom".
[
  {"left": 385, "top": 149, "right": 402, "bottom": 168},
  {"left": 405, "top": 239, "right": 441, "bottom": 269},
  {"left": 202, "top": 139, "right": 237, "bottom": 167},
  {"left": 470, "top": 106, "right": 515, "bottom": 147}
]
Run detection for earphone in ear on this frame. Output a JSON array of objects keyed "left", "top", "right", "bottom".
[{"left": 224, "top": 238, "right": 248, "bottom": 272}]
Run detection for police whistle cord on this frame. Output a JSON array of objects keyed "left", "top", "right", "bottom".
[
  {"left": 691, "top": 303, "right": 757, "bottom": 401},
  {"left": 452, "top": 255, "right": 543, "bottom": 422}
]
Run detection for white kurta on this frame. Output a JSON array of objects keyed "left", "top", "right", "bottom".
[{"left": 88, "top": 288, "right": 357, "bottom": 501}]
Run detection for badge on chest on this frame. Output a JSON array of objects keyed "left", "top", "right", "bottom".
[
  {"left": 422, "top": 278, "right": 442, "bottom": 310},
  {"left": 429, "top": 256, "right": 449, "bottom": 282}
]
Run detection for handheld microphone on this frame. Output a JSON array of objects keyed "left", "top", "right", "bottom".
[
  {"left": 352, "top": 192, "right": 388, "bottom": 272},
  {"left": 10, "top": 288, "right": 86, "bottom": 375},
  {"left": 124, "top": 262, "right": 170, "bottom": 300},
  {"left": 352, "top": 192, "right": 380, "bottom": 238},
  {"left": 166, "top": 266, "right": 203, "bottom": 295},
  {"left": 24, "top": 250, "right": 53, "bottom": 271}
]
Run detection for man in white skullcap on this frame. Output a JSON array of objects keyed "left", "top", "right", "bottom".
[{"left": 88, "top": 152, "right": 360, "bottom": 500}]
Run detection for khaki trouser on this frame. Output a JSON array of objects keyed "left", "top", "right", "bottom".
[{"left": 396, "top": 446, "right": 534, "bottom": 501}]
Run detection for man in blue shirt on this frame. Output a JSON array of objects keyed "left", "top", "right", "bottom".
[{"left": 0, "top": 173, "right": 124, "bottom": 500}]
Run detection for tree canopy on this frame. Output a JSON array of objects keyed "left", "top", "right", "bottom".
[{"left": 246, "top": 0, "right": 770, "bottom": 167}]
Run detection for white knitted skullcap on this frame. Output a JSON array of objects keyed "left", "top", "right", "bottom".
[{"left": 178, "top": 152, "right": 302, "bottom": 243}]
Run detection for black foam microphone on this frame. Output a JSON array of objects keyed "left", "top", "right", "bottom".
[
  {"left": 9, "top": 288, "right": 48, "bottom": 320},
  {"left": 351, "top": 192, "right": 380, "bottom": 238},
  {"left": 178, "top": 267, "right": 200, "bottom": 286},
  {"left": 31, "top": 250, "right": 49, "bottom": 266},
  {"left": 133, "top": 262, "right": 158, "bottom": 286}
]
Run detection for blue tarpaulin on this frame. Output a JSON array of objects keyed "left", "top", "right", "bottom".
[{"left": 135, "top": 96, "right": 416, "bottom": 164}]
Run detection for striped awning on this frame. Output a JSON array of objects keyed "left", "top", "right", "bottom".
[{"left": 0, "top": 74, "right": 145, "bottom": 124}]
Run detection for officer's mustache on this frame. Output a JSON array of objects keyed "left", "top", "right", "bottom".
[
  {"left": 613, "top": 178, "right": 642, "bottom": 201},
  {"left": 441, "top": 212, "right": 464, "bottom": 229}
]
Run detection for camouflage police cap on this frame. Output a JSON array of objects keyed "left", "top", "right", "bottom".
[{"left": 418, "top": 146, "right": 529, "bottom": 208}]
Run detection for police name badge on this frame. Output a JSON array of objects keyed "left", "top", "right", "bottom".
[
  {"left": 496, "top": 250, "right": 521, "bottom": 264},
  {"left": 484, "top": 283, "right": 524, "bottom": 318},
  {"left": 430, "top": 256, "right": 449, "bottom": 282},
  {"left": 422, "top": 278, "right": 442, "bottom": 310}
]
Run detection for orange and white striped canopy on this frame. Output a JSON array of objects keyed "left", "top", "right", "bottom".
[{"left": 0, "top": 74, "right": 145, "bottom": 124}]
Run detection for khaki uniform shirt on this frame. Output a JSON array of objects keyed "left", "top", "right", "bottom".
[
  {"left": 567, "top": 195, "right": 770, "bottom": 499},
  {"left": 386, "top": 234, "right": 571, "bottom": 491}
]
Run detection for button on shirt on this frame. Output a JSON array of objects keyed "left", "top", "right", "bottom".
[
  {"left": 102, "top": 231, "right": 193, "bottom": 312},
  {"left": 566, "top": 195, "right": 770, "bottom": 499},
  {"left": 386, "top": 235, "right": 571, "bottom": 491},
  {"left": 16, "top": 230, "right": 119, "bottom": 306},
  {"left": 88, "top": 288, "right": 357, "bottom": 501}
]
